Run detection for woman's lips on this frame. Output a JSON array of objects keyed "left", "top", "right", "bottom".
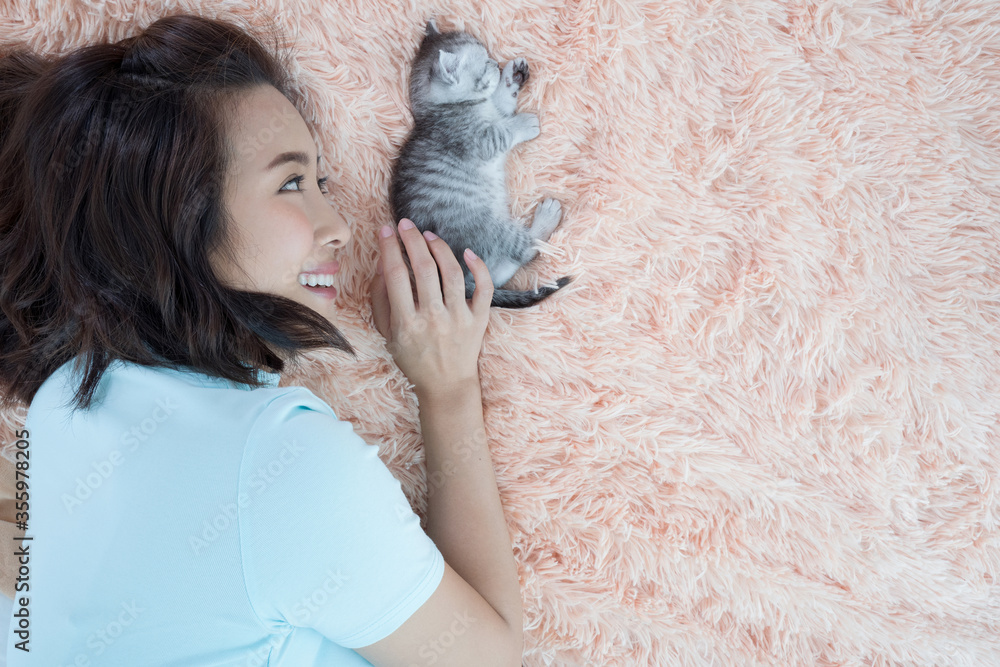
[
  {"left": 303, "top": 284, "right": 337, "bottom": 300},
  {"left": 299, "top": 260, "right": 339, "bottom": 300},
  {"left": 302, "top": 260, "right": 339, "bottom": 275}
]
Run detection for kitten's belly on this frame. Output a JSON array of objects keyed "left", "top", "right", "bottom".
[
  {"left": 478, "top": 158, "right": 508, "bottom": 218},
  {"left": 411, "top": 159, "right": 507, "bottom": 219}
]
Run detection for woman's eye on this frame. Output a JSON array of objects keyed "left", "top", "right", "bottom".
[{"left": 280, "top": 175, "right": 331, "bottom": 194}]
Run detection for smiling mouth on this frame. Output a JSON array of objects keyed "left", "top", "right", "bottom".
[
  {"left": 298, "top": 273, "right": 336, "bottom": 287},
  {"left": 297, "top": 260, "right": 339, "bottom": 300}
]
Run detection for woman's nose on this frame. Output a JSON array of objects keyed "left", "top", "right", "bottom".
[{"left": 318, "top": 205, "right": 351, "bottom": 249}]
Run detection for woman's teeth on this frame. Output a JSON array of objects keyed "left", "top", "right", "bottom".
[{"left": 299, "top": 274, "right": 336, "bottom": 287}]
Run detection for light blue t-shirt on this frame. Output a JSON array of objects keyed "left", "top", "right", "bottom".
[{"left": 5, "top": 356, "right": 445, "bottom": 665}]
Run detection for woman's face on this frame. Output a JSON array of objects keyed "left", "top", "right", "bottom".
[{"left": 214, "top": 84, "right": 351, "bottom": 322}]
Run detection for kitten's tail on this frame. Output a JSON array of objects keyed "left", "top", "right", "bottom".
[{"left": 471, "top": 275, "right": 574, "bottom": 309}]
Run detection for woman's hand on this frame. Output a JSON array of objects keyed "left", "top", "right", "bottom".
[{"left": 369, "top": 219, "right": 493, "bottom": 400}]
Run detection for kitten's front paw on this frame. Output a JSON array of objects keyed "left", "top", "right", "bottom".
[
  {"left": 502, "top": 58, "right": 530, "bottom": 92},
  {"left": 511, "top": 57, "right": 529, "bottom": 86},
  {"left": 514, "top": 112, "right": 540, "bottom": 142}
]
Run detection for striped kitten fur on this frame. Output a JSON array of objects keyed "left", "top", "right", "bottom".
[{"left": 389, "top": 19, "right": 573, "bottom": 308}]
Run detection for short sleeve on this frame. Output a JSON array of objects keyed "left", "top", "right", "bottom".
[{"left": 238, "top": 389, "right": 445, "bottom": 649}]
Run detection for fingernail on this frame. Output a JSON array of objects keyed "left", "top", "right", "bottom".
[
  {"left": 464, "top": 248, "right": 478, "bottom": 261},
  {"left": 380, "top": 225, "right": 392, "bottom": 238},
  {"left": 399, "top": 218, "right": 415, "bottom": 230},
  {"left": 423, "top": 230, "right": 438, "bottom": 241},
  {"left": 376, "top": 258, "right": 383, "bottom": 274}
]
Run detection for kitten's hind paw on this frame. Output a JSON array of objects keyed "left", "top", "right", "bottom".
[{"left": 530, "top": 197, "right": 563, "bottom": 241}]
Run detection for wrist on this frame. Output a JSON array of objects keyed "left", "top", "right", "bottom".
[{"left": 415, "top": 376, "right": 482, "bottom": 409}]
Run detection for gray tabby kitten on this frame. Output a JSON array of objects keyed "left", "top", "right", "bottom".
[{"left": 389, "top": 19, "right": 573, "bottom": 308}]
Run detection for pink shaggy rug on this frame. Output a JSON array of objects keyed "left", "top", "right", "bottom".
[{"left": 3, "top": 0, "right": 1000, "bottom": 664}]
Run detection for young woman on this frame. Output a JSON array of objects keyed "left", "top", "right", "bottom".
[{"left": 0, "top": 13, "right": 522, "bottom": 666}]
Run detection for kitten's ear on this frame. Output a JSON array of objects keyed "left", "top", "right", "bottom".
[
  {"left": 437, "top": 50, "right": 462, "bottom": 85},
  {"left": 426, "top": 18, "right": 439, "bottom": 35}
]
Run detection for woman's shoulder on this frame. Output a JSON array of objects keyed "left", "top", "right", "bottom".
[
  {"left": 116, "top": 360, "right": 336, "bottom": 418},
  {"left": 29, "top": 355, "right": 334, "bottom": 426}
]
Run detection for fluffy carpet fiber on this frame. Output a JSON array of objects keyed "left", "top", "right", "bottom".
[{"left": 2, "top": 0, "right": 999, "bottom": 664}]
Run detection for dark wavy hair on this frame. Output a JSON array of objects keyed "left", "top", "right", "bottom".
[{"left": 0, "top": 13, "right": 356, "bottom": 413}]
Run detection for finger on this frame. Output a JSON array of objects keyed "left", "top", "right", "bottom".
[
  {"left": 422, "top": 230, "right": 466, "bottom": 309},
  {"left": 464, "top": 248, "right": 494, "bottom": 318},
  {"left": 378, "top": 222, "right": 416, "bottom": 320},
  {"left": 368, "top": 262, "right": 391, "bottom": 343},
  {"left": 397, "top": 219, "right": 444, "bottom": 310}
]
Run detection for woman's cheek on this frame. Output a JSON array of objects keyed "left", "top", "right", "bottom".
[
  {"left": 266, "top": 208, "right": 315, "bottom": 284},
  {"left": 286, "top": 209, "right": 316, "bottom": 256}
]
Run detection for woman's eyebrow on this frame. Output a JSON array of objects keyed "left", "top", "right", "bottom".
[{"left": 265, "top": 151, "right": 321, "bottom": 171}]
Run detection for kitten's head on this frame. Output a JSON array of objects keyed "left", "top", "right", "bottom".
[{"left": 410, "top": 20, "right": 500, "bottom": 110}]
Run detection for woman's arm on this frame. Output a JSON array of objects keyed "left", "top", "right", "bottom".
[{"left": 417, "top": 378, "right": 523, "bottom": 648}]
